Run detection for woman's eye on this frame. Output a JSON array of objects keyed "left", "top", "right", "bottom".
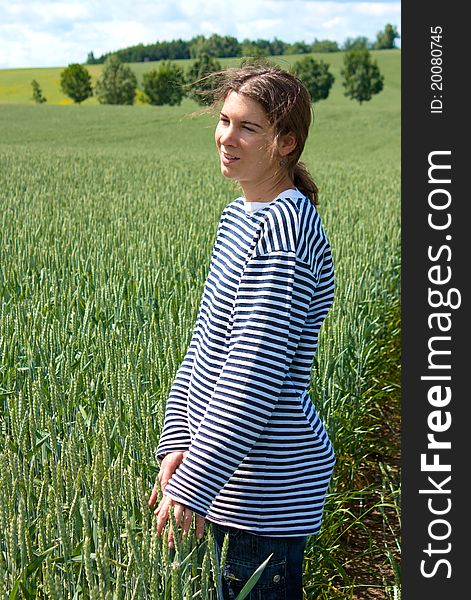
[{"left": 218, "top": 118, "right": 255, "bottom": 132}]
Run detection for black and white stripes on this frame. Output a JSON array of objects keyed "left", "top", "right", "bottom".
[{"left": 156, "top": 188, "right": 336, "bottom": 536}]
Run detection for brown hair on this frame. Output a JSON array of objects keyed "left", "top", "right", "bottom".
[{"left": 209, "top": 62, "right": 319, "bottom": 205}]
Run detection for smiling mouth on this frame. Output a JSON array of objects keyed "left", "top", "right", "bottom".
[{"left": 221, "top": 152, "right": 240, "bottom": 163}]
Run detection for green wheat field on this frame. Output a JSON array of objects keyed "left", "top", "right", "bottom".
[{"left": 0, "top": 50, "right": 401, "bottom": 599}]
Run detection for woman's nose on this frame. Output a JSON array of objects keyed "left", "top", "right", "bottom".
[{"left": 219, "top": 124, "right": 237, "bottom": 146}]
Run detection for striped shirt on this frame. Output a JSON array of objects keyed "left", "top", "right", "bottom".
[{"left": 156, "top": 188, "right": 336, "bottom": 537}]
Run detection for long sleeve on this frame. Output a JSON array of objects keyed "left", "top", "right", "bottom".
[{"left": 162, "top": 249, "right": 320, "bottom": 515}]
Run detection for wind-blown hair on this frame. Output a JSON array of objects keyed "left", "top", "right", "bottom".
[{"left": 209, "top": 63, "right": 319, "bottom": 205}]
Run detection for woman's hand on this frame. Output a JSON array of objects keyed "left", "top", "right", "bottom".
[
  {"left": 148, "top": 450, "right": 187, "bottom": 510},
  {"left": 152, "top": 494, "right": 201, "bottom": 549},
  {"left": 160, "top": 450, "right": 189, "bottom": 492},
  {"left": 148, "top": 450, "right": 205, "bottom": 546}
]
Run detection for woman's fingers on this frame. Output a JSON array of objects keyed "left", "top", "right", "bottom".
[
  {"left": 153, "top": 495, "right": 205, "bottom": 547},
  {"left": 181, "top": 506, "right": 193, "bottom": 536},
  {"left": 154, "top": 496, "right": 165, "bottom": 515},
  {"left": 173, "top": 502, "right": 185, "bottom": 526},
  {"left": 169, "top": 502, "right": 193, "bottom": 548},
  {"left": 195, "top": 515, "right": 205, "bottom": 540},
  {"left": 156, "top": 496, "right": 172, "bottom": 536},
  {"left": 169, "top": 502, "right": 183, "bottom": 549},
  {"left": 148, "top": 481, "right": 159, "bottom": 508}
]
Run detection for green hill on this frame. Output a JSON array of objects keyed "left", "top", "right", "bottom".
[{"left": 0, "top": 50, "right": 400, "bottom": 106}]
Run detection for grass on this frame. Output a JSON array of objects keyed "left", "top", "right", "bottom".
[{"left": 0, "top": 50, "right": 400, "bottom": 598}]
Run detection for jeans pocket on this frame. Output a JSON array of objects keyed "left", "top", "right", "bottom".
[{"left": 222, "top": 556, "right": 286, "bottom": 600}]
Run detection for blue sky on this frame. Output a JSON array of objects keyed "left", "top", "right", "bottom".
[{"left": 0, "top": 0, "right": 401, "bottom": 69}]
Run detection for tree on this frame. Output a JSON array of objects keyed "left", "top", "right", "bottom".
[
  {"left": 31, "top": 80, "right": 46, "bottom": 103},
  {"left": 311, "top": 39, "right": 339, "bottom": 53},
  {"left": 186, "top": 54, "right": 222, "bottom": 106},
  {"left": 142, "top": 62, "right": 186, "bottom": 106},
  {"left": 60, "top": 64, "right": 93, "bottom": 104},
  {"left": 342, "top": 36, "right": 371, "bottom": 51},
  {"left": 269, "top": 38, "right": 288, "bottom": 56},
  {"left": 374, "top": 24, "right": 400, "bottom": 49},
  {"left": 286, "top": 41, "right": 312, "bottom": 55},
  {"left": 95, "top": 55, "right": 137, "bottom": 105},
  {"left": 292, "top": 57, "right": 335, "bottom": 103},
  {"left": 189, "top": 34, "right": 240, "bottom": 58},
  {"left": 241, "top": 39, "right": 270, "bottom": 57},
  {"left": 86, "top": 51, "right": 98, "bottom": 64},
  {"left": 341, "top": 48, "right": 384, "bottom": 105}
]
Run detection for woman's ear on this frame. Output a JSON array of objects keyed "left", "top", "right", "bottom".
[{"left": 278, "top": 132, "right": 297, "bottom": 157}]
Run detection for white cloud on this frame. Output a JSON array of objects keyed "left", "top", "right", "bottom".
[
  {"left": 322, "top": 16, "right": 344, "bottom": 30},
  {"left": 354, "top": 2, "right": 401, "bottom": 17},
  {"left": 2, "top": 2, "right": 91, "bottom": 27},
  {"left": 0, "top": 0, "right": 401, "bottom": 69}
]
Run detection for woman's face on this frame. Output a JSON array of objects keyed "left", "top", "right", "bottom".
[{"left": 214, "top": 90, "right": 279, "bottom": 189}]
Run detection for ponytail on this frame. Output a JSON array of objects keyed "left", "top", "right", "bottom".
[{"left": 291, "top": 161, "right": 319, "bottom": 206}]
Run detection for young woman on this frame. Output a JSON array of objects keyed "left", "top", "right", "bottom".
[{"left": 148, "top": 64, "right": 336, "bottom": 599}]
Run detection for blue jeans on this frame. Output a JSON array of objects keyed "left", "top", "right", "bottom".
[{"left": 211, "top": 522, "right": 308, "bottom": 600}]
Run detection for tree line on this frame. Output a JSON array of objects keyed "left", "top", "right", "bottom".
[
  {"left": 85, "top": 25, "right": 399, "bottom": 64},
  {"left": 32, "top": 50, "right": 384, "bottom": 108}
]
